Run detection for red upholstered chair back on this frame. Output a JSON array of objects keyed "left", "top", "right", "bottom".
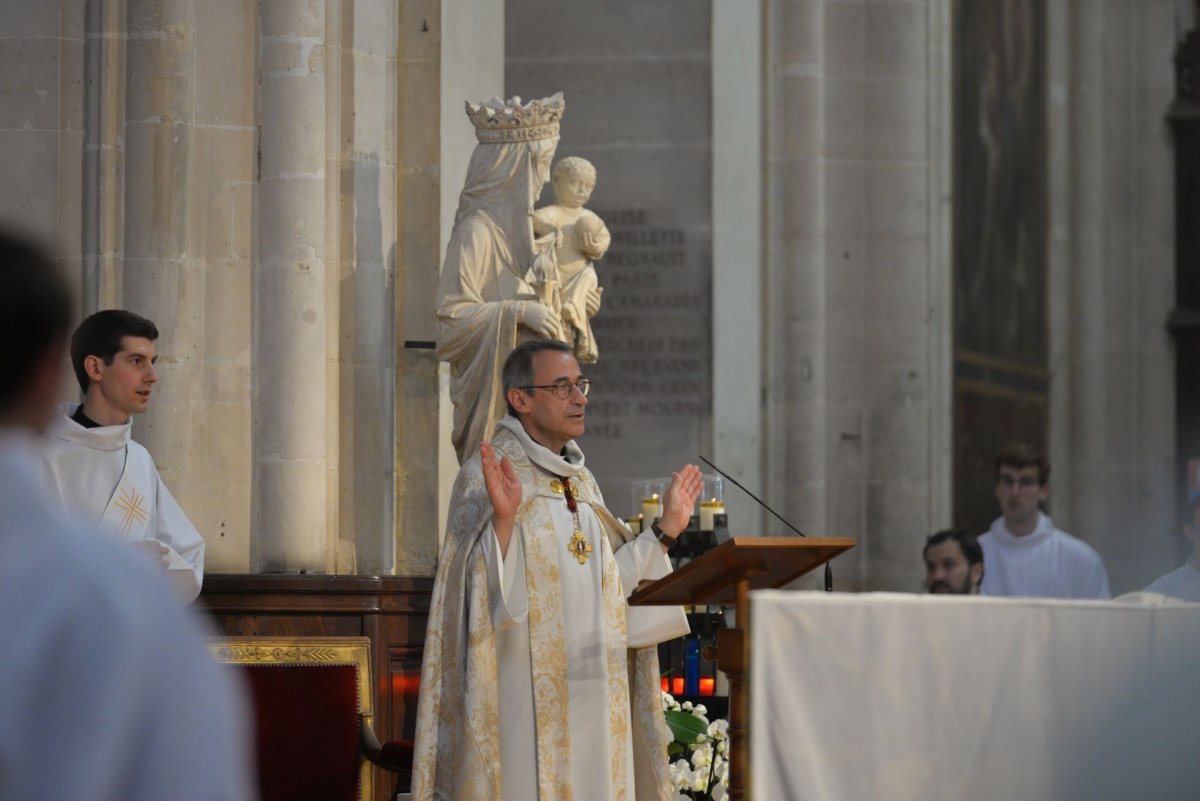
[{"left": 209, "top": 637, "right": 376, "bottom": 801}]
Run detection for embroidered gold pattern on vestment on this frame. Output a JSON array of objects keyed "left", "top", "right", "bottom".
[{"left": 114, "top": 486, "right": 149, "bottom": 535}]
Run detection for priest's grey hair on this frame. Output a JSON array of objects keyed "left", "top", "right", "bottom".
[{"left": 502, "top": 338, "right": 572, "bottom": 416}]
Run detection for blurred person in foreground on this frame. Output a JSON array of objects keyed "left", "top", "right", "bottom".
[
  {"left": 924, "top": 528, "right": 983, "bottom": 594},
  {"left": 0, "top": 230, "right": 255, "bottom": 801}
]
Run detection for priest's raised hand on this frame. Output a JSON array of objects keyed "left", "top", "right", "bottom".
[
  {"left": 481, "top": 440, "right": 522, "bottom": 557},
  {"left": 656, "top": 463, "right": 705, "bottom": 551}
]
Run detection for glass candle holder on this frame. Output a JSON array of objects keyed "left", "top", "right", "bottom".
[
  {"left": 636, "top": 479, "right": 664, "bottom": 521},
  {"left": 699, "top": 474, "right": 726, "bottom": 532}
]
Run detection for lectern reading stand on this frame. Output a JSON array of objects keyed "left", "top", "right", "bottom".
[{"left": 628, "top": 536, "right": 855, "bottom": 801}]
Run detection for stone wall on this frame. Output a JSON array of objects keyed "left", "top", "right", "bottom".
[
  {"left": 0, "top": 0, "right": 452, "bottom": 577},
  {"left": 0, "top": 0, "right": 1185, "bottom": 592},
  {"left": 759, "top": 0, "right": 951, "bottom": 590},
  {"left": 1046, "top": 0, "right": 1182, "bottom": 591}
]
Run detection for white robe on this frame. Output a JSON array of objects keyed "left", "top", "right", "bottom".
[
  {"left": 1144, "top": 559, "right": 1200, "bottom": 601},
  {"left": 411, "top": 414, "right": 683, "bottom": 801},
  {"left": 481, "top": 417, "right": 681, "bottom": 801},
  {"left": 979, "top": 513, "right": 1111, "bottom": 598},
  {"left": 37, "top": 403, "right": 205, "bottom": 602},
  {"left": 0, "top": 430, "right": 254, "bottom": 801}
]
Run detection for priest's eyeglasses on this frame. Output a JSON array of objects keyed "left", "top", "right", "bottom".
[{"left": 521, "top": 378, "right": 591, "bottom": 399}]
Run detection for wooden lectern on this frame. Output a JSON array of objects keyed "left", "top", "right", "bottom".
[{"left": 628, "top": 536, "right": 855, "bottom": 801}]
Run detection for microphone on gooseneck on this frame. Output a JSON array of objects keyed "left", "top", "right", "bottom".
[{"left": 698, "top": 455, "right": 835, "bottom": 592}]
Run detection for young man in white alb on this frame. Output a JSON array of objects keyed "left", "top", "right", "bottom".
[
  {"left": 979, "top": 444, "right": 1110, "bottom": 599},
  {"left": 38, "top": 310, "right": 205, "bottom": 602}
]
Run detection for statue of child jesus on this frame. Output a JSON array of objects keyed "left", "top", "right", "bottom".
[{"left": 531, "top": 156, "right": 610, "bottom": 363}]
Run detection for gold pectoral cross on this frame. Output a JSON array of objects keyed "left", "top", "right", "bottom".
[{"left": 567, "top": 529, "right": 592, "bottom": 565}]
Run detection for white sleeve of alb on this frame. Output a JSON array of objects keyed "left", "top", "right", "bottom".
[
  {"left": 613, "top": 529, "right": 669, "bottom": 599},
  {"left": 480, "top": 520, "right": 529, "bottom": 629}
]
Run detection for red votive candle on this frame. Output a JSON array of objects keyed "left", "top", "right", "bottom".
[
  {"left": 671, "top": 676, "right": 685, "bottom": 695},
  {"left": 699, "top": 677, "right": 715, "bottom": 696},
  {"left": 661, "top": 677, "right": 669, "bottom": 693}
]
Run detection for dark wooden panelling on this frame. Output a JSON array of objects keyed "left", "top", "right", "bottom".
[{"left": 199, "top": 575, "right": 433, "bottom": 801}]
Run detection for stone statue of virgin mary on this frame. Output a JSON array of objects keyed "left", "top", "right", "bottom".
[{"left": 434, "top": 93, "right": 565, "bottom": 464}]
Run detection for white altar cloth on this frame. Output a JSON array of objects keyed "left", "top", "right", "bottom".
[{"left": 750, "top": 591, "right": 1200, "bottom": 801}]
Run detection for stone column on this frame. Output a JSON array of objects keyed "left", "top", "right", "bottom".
[
  {"left": 1046, "top": 0, "right": 1178, "bottom": 590},
  {"left": 189, "top": 0, "right": 256, "bottom": 572},
  {"left": 0, "top": 2, "right": 84, "bottom": 256},
  {"left": 334, "top": 0, "right": 399, "bottom": 575},
  {"left": 761, "top": 0, "right": 949, "bottom": 590},
  {"left": 82, "top": 0, "right": 122, "bottom": 314},
  {"left": 712, "top": 0, "right": 765, "bottom": 537},
  {"left": 121, "top": 0, "right": 198, "bottom": 508},
  {"left": 394, "top": 0, "right": 453, "bottom": 575},
  {"left": 254, "top": 0, "right": 330, "bottom": 572},
  {"left": 762, "top": 0, "right": 827, "bottom": 548}
]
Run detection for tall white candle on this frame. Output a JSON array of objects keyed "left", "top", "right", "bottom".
[
  {"left": 641, "top": 494, "right": 662, "bottom": 520},
  {"left": 699, "top": 500, "right": 725, "bottom": 532}
]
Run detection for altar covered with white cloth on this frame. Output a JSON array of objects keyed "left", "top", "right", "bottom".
[{"left": 751, "top": 591, "right": 1200, "bottom": 801}]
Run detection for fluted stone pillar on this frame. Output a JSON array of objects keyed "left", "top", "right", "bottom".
[
  {"left": 253, "top": 0, "right": 330, "bottom": 572},
  {"left": 106, "top": 0, "right": 257, "bottom": 573},
  {"left": 1046, "top": 0, "right": 1178, "bottom": 590},
  {"left": 336, "top": 1, "right": 399, "bottom": 575},
  {"left": 82, "top": 0, "right": 123, "bottom": 314},
  {"left": 121, "top": 0, "right": 199, "bottom": 520},
  {"left": 761, "top": 0, "right": 950, "bottom": 590}
]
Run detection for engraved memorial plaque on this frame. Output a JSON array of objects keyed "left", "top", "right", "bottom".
[{"left": 508, "top": 2, "right": 713, "bottom": 514}]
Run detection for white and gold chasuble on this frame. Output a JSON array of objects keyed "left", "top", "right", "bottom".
[
  {"left": 412, "top": 417, "right": 683, "bottom": 800},
  {"left": 37, "top": 403, "right": 205, "bottom": 602}
]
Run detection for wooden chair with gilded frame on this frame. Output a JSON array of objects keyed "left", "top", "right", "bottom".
[{"left": 209, "top": 635, "right": 413, "bottom": 801}]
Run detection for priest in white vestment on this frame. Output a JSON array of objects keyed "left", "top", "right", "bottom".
[
  {"left": 412, "top": 339, "right": 699, "bottom": 800},
  {"left": 980, "top": 445, "right": 1110, "bottom": 598},
  {"left": 435, "top": 93, "right": 571, "bottom": 464},
  {"left": 36, "top": 310, "right": 205, "bottom": 602}
]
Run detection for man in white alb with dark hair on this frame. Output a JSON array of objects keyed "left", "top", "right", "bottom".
[
  {"left": 979, "top": 443, "right": 1110, "bottom": 598},
  {"left": 37, "top": 309, "right": 205, "bottom": 602}
]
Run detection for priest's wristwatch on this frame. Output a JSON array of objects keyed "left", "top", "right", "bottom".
[{"left": 651, "top": 520, "right": 679, "bottom": 550}]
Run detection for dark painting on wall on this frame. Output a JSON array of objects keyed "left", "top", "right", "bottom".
[{"left": 953, "top": 0, "right": 1048, "bottom": 536}]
